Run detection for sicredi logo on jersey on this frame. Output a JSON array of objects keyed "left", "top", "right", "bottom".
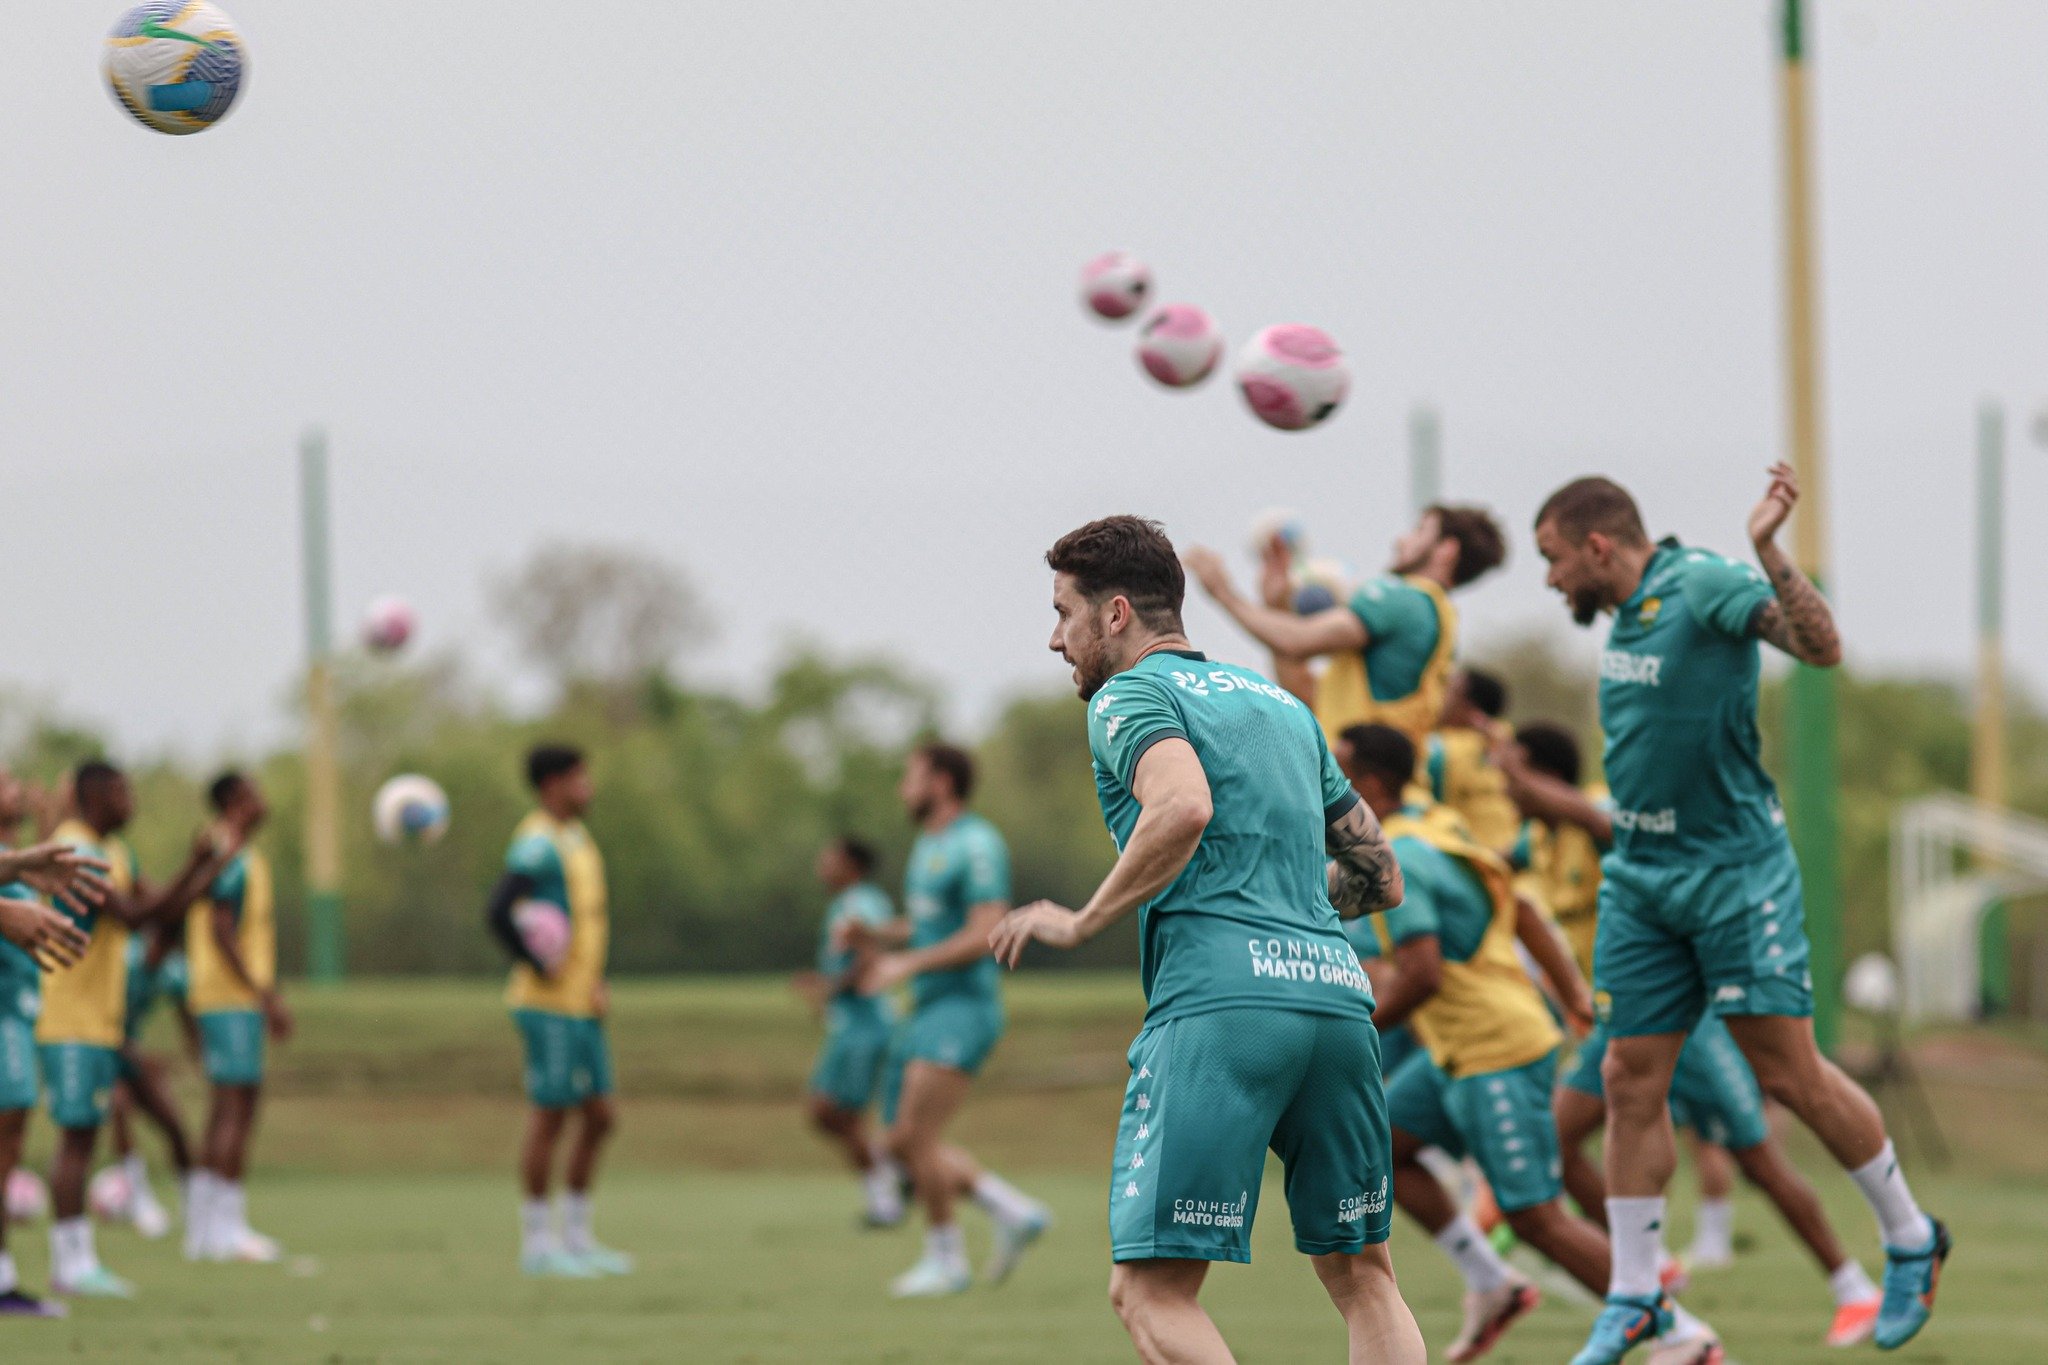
[{"left": 1170, "top": 670, "right": 1298, "bottom": 706}]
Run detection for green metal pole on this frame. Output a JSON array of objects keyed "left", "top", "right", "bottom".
[
  {"left": 1409, "top": 404, "right": 1442, "bottom": 516},
  {"left": 300, "top": 428, "right": 345, "bottom": 983},
  {"left": 1779, "top": 0, "right": 1844, "bottom": 1051},
  {"left": 1974, "top": 402, "right": 2009, "bottom": 1012}
]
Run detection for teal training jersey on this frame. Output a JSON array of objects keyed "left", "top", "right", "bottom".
[
  {"left": 506, "top": 831, "right": 569, "bottom": 905},
  {"left": 1365, "top": 831, "right": 1492, "bottom": 962},
  {"left": 819, "top": 881, "right": 895, "bottom": 1024},
  {"left": 1347, "top": 576, "right": 1442, "bottom": 701},
  {"left": 1600, "top": 538, "right": 1783, "bottom": 865},
  {"left": 903, "top": 813, "right": 1010, "bottom": 1008},
  {"left": 0, "top": 874, "right": 37, "bottom": 1022},
  {"left": 1088, "top": 649, "right": 1374, "bottom": 1025}
]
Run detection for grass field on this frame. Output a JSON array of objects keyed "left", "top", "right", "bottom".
[{"left": 6, "top": 977, "right": 2044, "bottom": 1363}]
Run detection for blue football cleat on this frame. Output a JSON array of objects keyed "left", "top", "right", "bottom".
[
  {"left": 1570, "top": 1294, "right": 1672, "bottom": 1365},
  {"left": 1874, "top": 1218, "right": 1951, "bottom": 1350}
]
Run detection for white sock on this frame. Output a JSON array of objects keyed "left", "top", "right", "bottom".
[
  {"left": 51, "top": 1217, "right": 95, "bottom": 1282},
  {"left": 1664, "top": 1305, "right": 1713, "bottom": 1342},
  {"left": 925, "top": 1223, "right": 967, "bottom": 1270},
  {"left": 184, "top": 1171, "right": 215, "bottom": 1253},
  {"left": 220, "top": 1180, "right": 248, "bottom": 1238},
  {"left": 863, "top": 1162, "right": 905, "bottom": 1218},
  {"left": 520, "top": 1198, "right": 556, "bottom": 1257},
  {"left": 122, "top": 1152, "right": 157, "bottom": 1204},
  {"left": 559, "top": 1191, "right": 594, "bottom": 1254},
  {"left": 1687, "top": 1196, "right": 1734, "bottom": 1259},
  {"left": 1847, "top": 1141, "right": 1932, "bottom": 1249},
  {"left": 0, "top": 1250, "right": 17, "bottom": 1294},
  {"left": 1433, "top": 1214, "right": 1511, "bottom": 1294},
  {"left": 970, "top": 1172, "right": 1038, "bottom": 1225},
  {"left": 1829, "top": 1258, "right": 1879, "bottom": 1307},
  {"left": 1607, "top": 1197, "right": 1667, "bottom": 1299}
]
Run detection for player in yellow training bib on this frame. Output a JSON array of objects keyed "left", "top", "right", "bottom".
[{"left": 1423, "top": 667, "right": 1521, "bottom": 855}]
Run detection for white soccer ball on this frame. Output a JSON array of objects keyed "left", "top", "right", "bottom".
[
  {"left": 1293, "top": 557, "right": 1358, "bottom": 616},
  {"left": 1135, "top": 305, "right": 1224, "bottom": 388},
  {"left": 87, "top": 1165, "right": 133, "bottom": 1223},
  {"left": 1235, "top": 324, "right": 1350, "bottom": 431},
  {"left": 1247, "top": 508, "right": 1308, "bottom": 561},
  {"left": 362, "top": 597, "right": 417, "bottom": 654},
  {"left": 104, "top": 3, "right": 248, "bottom": 136},
  {"left": 4, "top": 1169, "right": 49, "bottom": 1223},
  {"left": 1079, "top": 251, "right": 1152, "bottom": 322},
  {"left": 1844, "top": 952, "right": 1900, "bottom": 1015},
  {"left": 373, "top": 775, "right": 450, "bottom": 846}
]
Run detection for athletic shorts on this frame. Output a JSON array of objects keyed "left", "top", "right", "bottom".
[
  {"left": 880, "top": 994, "right": 1004, "bottom": 1125},
  {"left": 1564, "top": 1019, "right": 1769, "bottom": 1151},
  {"left": 513, "top": 1010, "right": 614, "bottom": 1110},
  {"left": 1109, "top": 1008, "right": 1392, "bottom": 1264},
  {"left": 199, "top": 1010, "right": 266, "bottom": 1087},
  {"left": 122, "top": 954, "right": 188, "bottom": 1046},
  {"left": 809, "top": 1010, "right": 893, "bottom": 1112},
  {"left": 1387, "top": 1049, "right": 1563, "bottom": 1214},
  {"left": 0, "top": 1014, "right": 38, "bottom": 1112},
  {"left": 37, "top": 1042, "right": 118, "bottom": 1130},
  {"left": 1594, "top": 845, "right": 1813, "bottom": 1038}
]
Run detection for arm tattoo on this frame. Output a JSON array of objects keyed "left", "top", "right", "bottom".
[
  {"left": 1753, "top": 546, "right": 1841, "bottom": 666},
  {"left": 1325, "top": 803, "right": 1402, "bottom": 917}
]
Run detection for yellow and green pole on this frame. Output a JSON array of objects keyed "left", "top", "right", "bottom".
[
  {"left": 1779, "top": 0, "right": 1844, "bottom": 1050},
  {"left": 1974, "top": 402, "right": 2010, "bottom": 1010},
  {"left": 300, "top": 427, "right": 345, "bottom": 982}
]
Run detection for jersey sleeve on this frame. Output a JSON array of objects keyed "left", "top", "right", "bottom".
[
  {"left": 208, "top": 858, "right": 248, "bottom": 913},
  {"left": 1682, "top": 553, "right": 1776, "bottom": 639},
  {"left": 504, "top": 833, "right": 562, "bottom": 885},
  {"left": 1507, "top": 823, "right": 1534, "bottom": 873},
  {"left": 1347, "top": 576, "right": 1435, "bottom": 645},
  {"left": 849, "top": 885, "right": 894, "bottom": 927},
  {"left": 957, "top": 822, "right": 1012, "bottom": 906},
  {"left": 1317, "top": 727, "right": 1362, "bottom": 823},
  {"left": 1087, "top": 672, "right": 1188, "bottom": 790},
  {"left": 1379, "top": 837, "right": 1443, "bottom": 945}
]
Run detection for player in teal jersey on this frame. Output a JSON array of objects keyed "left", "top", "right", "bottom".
[
  {"left": 845, "top": 743, "right": 1048, "bottom": 1298},
  {"left": 993, "top": 515, "right": 1425, "bottom": 1365},
  {"left": 795, "top": 835, "right": 905, "bottom": 1227},
  {"left": 1536, "top": 471, "right": 1946, "bottom": 1360}
]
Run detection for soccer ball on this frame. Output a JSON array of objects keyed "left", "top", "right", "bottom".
[
  {"left": 4, "top": 1169, "right": 49, "bottom": 1223},
  {"left": 513, "top": 900, "right": 572, "bottom": 973},
  {"left": 1236, "top": 324, "right": 1350, "bottom": 431},
  {"left": 1293, "top": 557, "right": 1358, "bottom": 615},
  {"left": 87, "top": 1165, "right": 133, "bottom": 1223},
  {"left": 104, "top": 3, "right": 248, "bottom": 136},
  {"left": 373, "top": 775, "right": 450, "bottom": 845},
  {"left": 1079, "top": 251, "right": 1152, "bottom": 321},
  {"left": 1246, "top": 507, "right": 1308, "bottom": 560},
  {"left": 1135, "top": 305, "right": 1223, "bottom": 388},
  {"left": 362, "top": 597, "right": 416, "bottom": 653}
]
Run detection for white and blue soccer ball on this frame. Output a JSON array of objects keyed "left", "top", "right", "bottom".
[
  {"left": 373, "top": 775, "right": 451, "bottom": 846},
  {"left": 104, "top": 3, "right": 248, "bottom": 136}
]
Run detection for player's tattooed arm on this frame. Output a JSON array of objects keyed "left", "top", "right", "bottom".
[
  {"left": 1747, "top": 461, "right": 1843, "bottom": 668},
  {"left": 1325, "top": 801, "right": 1403, "bottom": 918}
]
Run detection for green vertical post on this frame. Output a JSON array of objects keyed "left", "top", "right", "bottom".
[
  {"left": 1409, "top": 404, "right": 1442, "bottom": 516},
  {"left": 300, "top": 428, "right": 345, "bottom": 983},
  {"left": 1974, "top": 402, "right": 2009, "bottom": 1012},
  {"left": 1779, "top": 0, "right": 1844, "bottom": 1051}
]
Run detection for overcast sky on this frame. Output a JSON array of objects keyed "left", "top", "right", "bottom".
[{"left": 5, "top": 2, "right": 2044, "bottom": 759}]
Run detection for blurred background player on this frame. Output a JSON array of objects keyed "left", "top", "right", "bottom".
[
  {"left": 1535, "top": 471, "right": 1947, "bottom": 1362},
  {"left": 1500, "top": 723, "right": 1883, "bottom": 1347},
  {"left": 39, "top": 759, "right": 238, "bottom": 1298},
  {"left": 1425, "top": 667, "right": 1520, "bottom": 855},
  {"left": 184, "top": 770, "right": 291, "bottom": 1264},
  {"left": 843, "top": 743, "right": 1047, "bottom": 1298},
  {"left": 1183, "top": 504, "right": 1506, "bottom": 749},
  {"left": 1338, "top": 723, "right": 1722, "bottom": 1365},
  {"left": 484, "top": 743, "right": 630, "bottom": 1278},
  {"left": 103, "top": 917, "right": 194, "bottom": 1242},
  {"left": 793, "top": 835, "right": 905, "bottom": 1227},
  {"left": 994, "top": 515, "right": 1425, "bottom": 1365}
]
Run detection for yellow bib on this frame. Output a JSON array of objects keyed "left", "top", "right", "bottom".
[
  {"left": 1430, "top": 725, "right": 1522, "bottom": 853},
  {"left": 1525, "top": 783, "right": 1609, "bottom": 983},
  {"left": 1313, "top": 575, "right": 1458, "bottom": 752},
  {"left": 37, "top": 819, "right": 136, "bottom": 1048},
  {"left": 505, "top": 814, "right": 609, "bottom": 1018},
  {"left": 186, "top": 849, "right": 275, "bottom": 1013}
]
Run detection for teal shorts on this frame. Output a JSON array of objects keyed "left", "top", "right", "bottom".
[
  {"left": 199, "top": 1010, "right": 266, "bottom": 1087},
  {"left": 1110, "top": 1008, "right": 1392, "bottom": 1264},
  {"left": 0, "top": 1013, "right": 38, "bottom": 1112},
  {"left": 1563, "top": 1019, "right": 1769, "bottom": 1151},
  {"left": 809, "top": 1007, "right": 894, "bottom": 1112},
  {"left": 1594, "top": 846, "right": 1813, "bottom": 1038},
  {"left": 1387, "top": 1049, "right": 1563, "bottom": 1214},
  {"left": 880, "top": 994, "right": 1004, "bottom": 1125},
  {"left": 513, "top": 1010, "right": 614, "bottom": 1110},
  {"left": 122, "top": 950, "right": 188, "bottom": 1045},
  {"left": 37, "top": 1042, "right": 118, "bottom": 1130}
]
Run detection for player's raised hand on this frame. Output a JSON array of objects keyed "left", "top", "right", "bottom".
[
  {"left": 988, "top": 900, "right": 1083, "bottom": 969},
  {"left": 1181, "top": 546, "right": 1235, "bottom": 601},
  {"left": 1257, "top": 534, "right": 1294, "bottom": 611},
  {"left": 0, "top": 895, "right": 92, "bottom": 970},
  {"left": 4, "top": 842, "right": 113, "bottom": 917},
  {"left": 1748, "top": 462, "right": 1800, "bottom": 550}
]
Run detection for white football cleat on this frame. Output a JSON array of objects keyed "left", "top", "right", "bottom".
[{"left": 889, "top": 1256, "right": 972, "bottom": 1299}]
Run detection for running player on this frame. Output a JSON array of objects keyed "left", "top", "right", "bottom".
[
  {"left": 1500, "top": 722, "right": 1884, "bottom": 1347},
  {"left": 796, "top": 835, "right": 905, "bottom": 1227},
  {"left": 1184, "top": 503, "right": 1506, "bottom": 747},
  {"left": 993, "top": 515, "right": 1426, "bottom": 1364},
  {"left": 184, "top": 770, "right": 291, "bottom": 1263},
  {"left": 846, "top": 743, "right": 1047, "bottom": 1298},
  {"left": 104, "top": 919, "right": 194, "bottom": 1241},
  {"left": 1337, "top": 723, "right": 1721, "bottom": 1365},
  {"left": 39, "top": 760, "right": 237, "bottom": 1297},
  {"left": 1535, "top": 471, "right": 1948, "bottom": 1360},
  {"left": 484, "top": 744, "right": 630, "bottom": 1278},
  {"left": 1424, "top": 667, "right": 1520, "bottom": 854}
]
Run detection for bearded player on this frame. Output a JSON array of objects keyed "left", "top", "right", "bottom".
[
  {"left": 994, "top": 515, "right": 1425, "bottom": 1365},
  {"left": 1535, "top": 470, "right": 1947, "bottom": 1361}
]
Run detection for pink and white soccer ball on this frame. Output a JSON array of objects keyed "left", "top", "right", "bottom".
[
  {"left": 4, "top": 1168, "right": 49, "bottom": 1223},
  {"left": 1235, "top": 324, "right": 1350, "bottom": 431},
  {"left": 513, "top": 900, "right": 572, "bottom": 973},
  {"left": 87, "top": 1165, "right": 133, "bottom": 1223},
  {"left": 1079, "top": 251, "right": 1152, "bottom": 321},
  {"left": 362, "top": 596, "right": 416, "bottom": 653},
  {"left": 1135, "top": 305, "right": 1223, "bottom": 388}
]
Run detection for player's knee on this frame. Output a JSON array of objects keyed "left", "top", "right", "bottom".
[
  {"left": 1107, "top": 1265, "right": 1177, "bottom": 1331},
  {"left": 1504, "top": 1200, "right": 1562, "bottom": 1243},
  {"left": 581, "top": 1098, "right": 617, "bottom": 1139},
  {"left": 884, "top": 1121, "right": 921, "bottom": 1166}
]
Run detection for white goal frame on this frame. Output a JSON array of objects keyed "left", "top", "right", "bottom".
[{"left": 1891, "top": 794, "right": 2048, "bottom": 1022}]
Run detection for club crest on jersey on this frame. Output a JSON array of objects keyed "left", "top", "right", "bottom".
[{"left": 1638, "top": 597, "right": 1662, "bottom": 625}]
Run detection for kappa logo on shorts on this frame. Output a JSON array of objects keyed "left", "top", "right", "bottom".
[
  {"left": 1124, "top": 1181, "right": 1141, "bottom": 1199},
  {"left": 1714, "top": 985, "right": 1747, "bottom": 1005}
]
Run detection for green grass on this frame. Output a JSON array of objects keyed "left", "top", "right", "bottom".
[{"left": 5, "top": 976, "right": 2044, "bottom": 1362}]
